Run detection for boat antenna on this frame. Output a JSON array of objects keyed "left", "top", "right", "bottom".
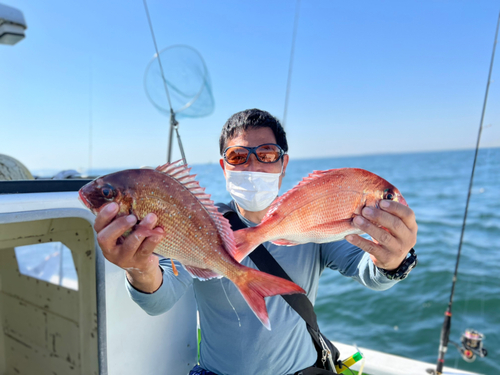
[
  {"left": 142, "top": 0, "right": 187, "bottom": 165},
  {"left": 435, "top": 11, "right": 499, "bottom": 375},
  {"left": 282, "top": 0, "right": 301, "bottom": 128}
]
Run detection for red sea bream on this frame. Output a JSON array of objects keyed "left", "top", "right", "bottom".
[
  {"left": 78, "top": 161, "right": 305, "bottom": 330},
  {"left": 233, "top": 168, "right": 408, "bottom": 261}
]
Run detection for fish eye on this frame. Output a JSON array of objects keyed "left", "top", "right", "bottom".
[
  {"left": 100, "top": 184, "right": 116, "bottom": 201},
  {"left": 384, "top": 189, "right": 395, "bottom": 200}
]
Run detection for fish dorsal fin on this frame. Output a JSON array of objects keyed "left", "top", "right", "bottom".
[
  {"left": 156, "top": 159, "right": 184, "bottom": 173},
  {"left": 155, "top": 160, "right": 197, "bottom": 184},
  {"left": 155, "top": 161, "right": 240, "bottom": 262},
  {"left": 206, "top": 205, "right": 242, "bottom": 261},
  {"left": 156, "top": 160, "right": 193, "bottom": 179},
  {"left": 301, "top": 169, "right": 335, "bottom": 182}
]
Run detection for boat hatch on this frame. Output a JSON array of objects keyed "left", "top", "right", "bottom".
[{"left": 0, "top": 214, "right": 102, "bottom": 375}]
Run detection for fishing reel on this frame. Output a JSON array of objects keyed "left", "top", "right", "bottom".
[{"left": 451, "top": 329, "right": 487, "bottom": 363}]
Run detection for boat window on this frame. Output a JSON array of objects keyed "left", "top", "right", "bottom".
[{"left": 14, "top": 242, "right": 79, "bottom": 290}]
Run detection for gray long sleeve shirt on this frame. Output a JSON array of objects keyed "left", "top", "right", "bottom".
[{"left": 127, "top": 201, "right": 398, "bottom": 375}]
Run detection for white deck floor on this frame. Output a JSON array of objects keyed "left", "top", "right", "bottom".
[{"left": 332, "top": 341, "right": 482, "bottom": 375}]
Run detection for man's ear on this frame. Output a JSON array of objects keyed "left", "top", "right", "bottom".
[
  {"left": 219, "top": 158, "right": 226, "bottom": 177},
  {"left": 282, "top": 154, "right": 289, "bottom": 177}
]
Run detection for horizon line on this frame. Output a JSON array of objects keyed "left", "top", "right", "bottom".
[{"left": 28, "top": 145, "right": 500, "bottom": 175}]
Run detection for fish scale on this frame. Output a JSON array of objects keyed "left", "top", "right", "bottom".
[
  {"left": 79, "top": 161, "right": 305, "bottom": 330},
  {"left": 232, "top": 168, "right": 408, "bottom": 262}
]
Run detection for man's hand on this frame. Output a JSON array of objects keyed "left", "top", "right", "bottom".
[
  {"left": 95, "top": 202, "right": 165, "bottom": 292},
  {"left": 346, "top": 200, "right": 418, "bottom": 271}
]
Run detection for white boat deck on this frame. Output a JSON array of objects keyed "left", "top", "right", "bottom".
[{"left": 332, "top": 341, "right": 482, "bottom": 375}]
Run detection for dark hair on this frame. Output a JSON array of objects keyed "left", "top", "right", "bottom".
[{"left": 219, "top": 109, "right": 288, "bottom": 155}]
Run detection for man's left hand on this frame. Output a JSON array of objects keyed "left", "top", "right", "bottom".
[{"left": 346, "top": 200, "right": 418, "bottom": 271}]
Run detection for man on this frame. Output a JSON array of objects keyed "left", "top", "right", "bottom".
[{"left": 94, "top": 109, "right": 418, "bottom": 375}]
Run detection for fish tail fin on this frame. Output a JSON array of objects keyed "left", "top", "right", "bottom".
[
  {"left": 232, "top": 227, "right": 262, "bottom": 262},
  {"left": 233, "top": 267, "right": 305, "bottom": 330}
]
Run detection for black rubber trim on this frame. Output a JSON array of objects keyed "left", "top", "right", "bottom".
[{"left": 0, "top": 180, "right": 93, "bottom": 194}]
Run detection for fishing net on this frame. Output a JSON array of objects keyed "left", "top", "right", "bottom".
[{"left": 144, "top": 45, "right": 214, "bottom": 119}]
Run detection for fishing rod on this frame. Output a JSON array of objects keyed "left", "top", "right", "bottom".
[
  {"left": 433, "top": 11, "right": 499, "bottom": 375},
  {"left": 142, "top": 0, "right": 187, "bottom": 165}
]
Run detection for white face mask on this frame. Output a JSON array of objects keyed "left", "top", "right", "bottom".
[{"left": 225, "top": 169, "right": 281, "bottom": 212}]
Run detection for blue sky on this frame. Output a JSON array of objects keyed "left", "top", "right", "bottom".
[{"left": 1, "top": 0, "right": 499, "bottom": 175}]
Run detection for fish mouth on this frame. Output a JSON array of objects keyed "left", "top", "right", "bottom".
[
  {"left": 78, "top": 190, "right": 91, "bottom": 208},
  {"left": 397, "top": 194, "right": 408, "bottom": 207},
  {"left": 78, "top": 190, "right": 99, "bottom": 214}
]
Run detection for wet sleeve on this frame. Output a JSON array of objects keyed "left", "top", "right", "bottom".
[
  {"left": 125, "top": 258, "right": 193, "bottom": 315},
  {"left": 320, "top": 240, "right": 399, "bottom": 291}
]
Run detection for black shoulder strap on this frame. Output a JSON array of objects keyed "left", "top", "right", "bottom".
[{"left": 216, "top": 203, "right": 340, "bottom": 370}]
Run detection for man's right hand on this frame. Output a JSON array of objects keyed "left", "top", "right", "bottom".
[{"left": 94, "top": 202, "right": 165, "bottom": 293}]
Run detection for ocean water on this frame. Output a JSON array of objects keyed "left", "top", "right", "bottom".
[{"left": 92, "top": 148, "right": 499, "bottom": 374}]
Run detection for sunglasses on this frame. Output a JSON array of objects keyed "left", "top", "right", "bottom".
[{"left": 223, "top": 143, "right": 285, "bottom": 166}]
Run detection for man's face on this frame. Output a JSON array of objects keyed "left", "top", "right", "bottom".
[{"left": 219, "top": 127, "right": 289, "bottom": 189}]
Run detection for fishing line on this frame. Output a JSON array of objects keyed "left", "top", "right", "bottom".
[
  {"left": 220, "top": 279, "right": 241, "bottom": 327},
  {"left": 477, "top": 147, "right": 493, "bottom": 348},
  {"left": 435, "top": 11, "right": 500, "bottom": 375},
  {"left": 282, "top": 0, "right": 301, "bottom": 127},
  {"left": 463, "top": 145, "right": 493, "bottom": 326},
  {"left": 478, "top": 148, "right": 492, "bottom": 321},
  {"left": 462, "top": 271, "right": 473, "bottom": 321}
]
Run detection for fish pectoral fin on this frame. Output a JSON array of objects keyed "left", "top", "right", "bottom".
[
  {"left": 183, "top": 265, "right": 221, "bottom": 281},
  {"left": 171, "top": 259, "right": 179, "bottom": 276},
  {"left": 271, "top": 239, "right": 301, "bottom": 246}
]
